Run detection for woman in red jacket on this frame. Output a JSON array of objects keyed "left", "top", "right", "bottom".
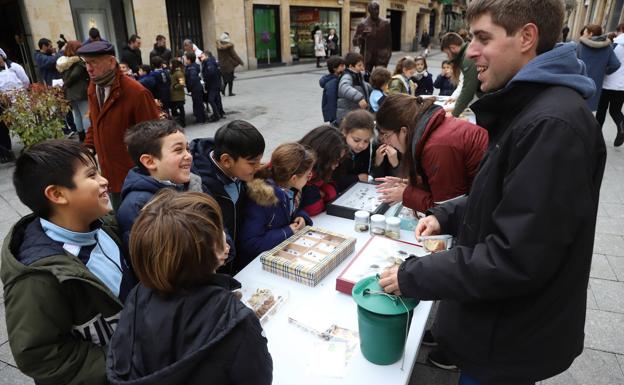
[{"left": 375, "top": 94, "right": 487, "bottom": 214}]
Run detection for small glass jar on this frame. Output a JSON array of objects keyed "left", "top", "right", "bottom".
[
  {"left": 370, "top": 214, "right": 386, "bottom": 236},
  {"left": 385, "top": 217, "right": 401, "bottom": 239},
  {"left": 354, "top": 210, "right": 370, "bottom": 232}
]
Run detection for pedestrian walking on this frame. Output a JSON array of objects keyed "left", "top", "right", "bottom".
[
  {"left": 326, "top": 28, "right": 339, "bottom": 57},
  {"left": 597, "top": 23, "right": 624, "bottom": 146},
  {"left": 56, "top": 40, "right": 90, "bottom": 142},
  {"left": 577, "top": 24, "right": 621, "bottom": 111},
  {"left": 169, "top": 59, "right": 186, "bottom": 127},
  {"left": 217, "top": 32, "right": 244, "bottom": 96},
  {"left": 420, "top": 31, "right": 431, "bottom": 57},
  {"left": 314, "top": 27, "right": 326, "bottom": 68}
]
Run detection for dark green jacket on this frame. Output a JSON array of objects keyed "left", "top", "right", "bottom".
[
  {"left": 1, "top": 214, "right": 124, "bottom": 385},
  {"left": 170, "top": 67, "right": 186, "bottom": 102},
  {"left": 61, "top": 60, "right": 90, "bottom": 102},
  {"left": 451, "top": 43, "right": 481, "bottom": 117}
]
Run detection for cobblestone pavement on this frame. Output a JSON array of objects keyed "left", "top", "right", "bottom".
[{"left": 0, "top": 51, "right": 622, "bottom": 384}]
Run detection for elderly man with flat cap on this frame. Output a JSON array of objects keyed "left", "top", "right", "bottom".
[{"left": 77, "top": 41, "right": 160, "bottom": 210}]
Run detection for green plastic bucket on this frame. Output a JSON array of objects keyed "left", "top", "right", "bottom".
[{"left": 352, "top": 276, "right": 419, "bottom": 365}]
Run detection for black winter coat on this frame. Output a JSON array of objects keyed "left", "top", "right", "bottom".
[
  {"left": 106, "top": 274, "right": 272, "bottom": 385},
  {"left": 397, "top": 82, "right": 606, "bottom": 384},
  {"left": 120, "top": 46, "right": 142, "bottom": 74},
  {"left": 190, "top": 138, "right": 246, "bottom": 273},
  {"left": 334, "top": 146, "right": 373, "bottom": 193}
]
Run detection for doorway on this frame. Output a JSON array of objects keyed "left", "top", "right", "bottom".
[
  {"left": 388, "top": 10, "right": 402, "bottom": 51},
  {"left": 429, "top": 9, "right": 437, "bottom": 37},
  {"left": 0, "top": 0, "right": 35, "bottom": 82},
  {"left": 166, "top": 0, "right": 203, "bottom": 56},
  {"left": 253, "top": 5, "right": 281, "bottom": 65}
]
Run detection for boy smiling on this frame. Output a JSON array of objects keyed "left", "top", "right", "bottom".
[
  {"left": 116, "top": 119, "right": 202, "bottom": 247},
  {"left": 1, "top": 140, "right": 135, "bottom": 384}
]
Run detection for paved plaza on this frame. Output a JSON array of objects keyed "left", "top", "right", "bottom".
[{"left": 0, "top": 51, "right": 623, "bottom": 384}]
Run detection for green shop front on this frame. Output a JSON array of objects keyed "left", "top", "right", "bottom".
[{"left": 253, "top": 4, "right": 282, "bottom": 65}]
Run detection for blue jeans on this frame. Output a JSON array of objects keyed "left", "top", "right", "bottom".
[
  {"left": 459, "top": 373, "right": 535, "bottom": 385},
  {"left": 71, "top": 100, "right": 90, "bottom": 133}
]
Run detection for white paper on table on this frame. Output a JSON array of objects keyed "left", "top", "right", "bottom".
[
  {"left": 52, "top": 79, "right": 64, "bottom": 87},
  {"left": 305, "top": 340, "right": 348, "bottom": 378}
]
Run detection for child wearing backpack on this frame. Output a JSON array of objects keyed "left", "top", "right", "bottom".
[
  {"left": 319, "top": 56, "right": 345, "bottom": 125},
  {"left": 202, "top": 51, "right": 225, "bottom": 122},
  {"left": 184, "top": 51, "right": 206, "bottom": 124},
  {"left": 170, "top": 59, "right": 187, "bottom": 127},
  {"left": 150, "top": 56, "right": 172, "bottom": 115}
]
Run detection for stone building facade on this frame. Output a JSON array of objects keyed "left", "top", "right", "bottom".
[
  {"left": 567, "top": 0, "right": 624, "bottom": 40},
  {"left": 1, "top": 0, "right": 467, "bottom": 81}
]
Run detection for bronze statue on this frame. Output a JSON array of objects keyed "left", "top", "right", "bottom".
[{"left": 352, "top": 1, "right": 393, "bottom": 72}]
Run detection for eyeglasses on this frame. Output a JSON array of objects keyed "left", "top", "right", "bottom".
[{"left": 379, "top": 131, "right": 394, "bottom": 141}]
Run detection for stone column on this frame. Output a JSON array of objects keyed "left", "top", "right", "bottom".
[
  {"left": 342, "top": 0, "right": 351, "bottom": 54},
  {"left": 280, "top": 0, "right": 293, "bottom": 64},
  {"left": 133, "top": 0, "right": 170, "bottom": 65},
  {"left": 22, "top": 0, "right": 73, "bottom": 44}
]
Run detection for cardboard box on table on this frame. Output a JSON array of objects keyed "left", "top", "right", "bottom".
[{"left": 260, "top": 226, "right": 356, "bottom": 287}]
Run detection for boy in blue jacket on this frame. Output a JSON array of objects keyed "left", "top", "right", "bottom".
[
  {"left": 116, "top": 119, "right": 202, "bottom": 248},
  {"left": 184, "top": 52, "right": 206, "bottom": 123},
  {"left": 319, "top": 56, "right": 345, "bottom": 125},
  {"left": 190, "top": 120, "right": 265, "bottom": 274}
]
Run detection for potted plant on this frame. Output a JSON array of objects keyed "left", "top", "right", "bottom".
[{"left": 0, "top": 84, "right": 70, "bottom": 148}]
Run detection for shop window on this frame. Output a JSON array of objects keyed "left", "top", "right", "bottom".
[
  {"left": 254, "top": 5, "right": 281, "bottom": 65},
  {"left": 290, "top": 7, "right": 341, "bottom": 60}
]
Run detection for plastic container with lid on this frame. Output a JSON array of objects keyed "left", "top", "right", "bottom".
[
  {"left": 352, "top": 276, "right": 419, "bottom": 365},
  {"left": 385, "top": 217, "right": 401, "bottom": 239},
  {"left": 354, "top": 210, "right": 370, "bottom": 232},
  {"left": 370, "top": 214, "right": 386, "bottom": 235}
]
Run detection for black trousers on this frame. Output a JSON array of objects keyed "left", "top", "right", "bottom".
[
  {"left": 190, "top": 90, "right": 206, "bottom": 123},
  {"left": 222, "top": 72, "right": 235, "bottom": 95},
  {"left": 596, "top": 88, "right": 624, "bottom": 129},
  {"left": 0, "top": 105, "right": 11, "bottom": 152},
  {"left": 205, "top": 87, "right": 222, "bottom": 118},
  {"left": 170, "top": 101, "right": 186, "bottom": 127}
]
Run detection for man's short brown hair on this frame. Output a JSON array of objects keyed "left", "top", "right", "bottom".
[
  {"left": 466, "top": 0, "right": 565, "bottom": 54},
  {"left": 130, "top": 189, "right": 225, "bottom": 294}
]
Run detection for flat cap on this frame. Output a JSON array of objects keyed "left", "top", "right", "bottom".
[{"left": 76, "top": 41, "right": 115, "bottom": 57}]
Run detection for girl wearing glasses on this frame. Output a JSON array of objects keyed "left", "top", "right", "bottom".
[{"left": 375, "top": 94, "right": 488, "bottom": 214}]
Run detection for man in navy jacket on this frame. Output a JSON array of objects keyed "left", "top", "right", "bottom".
[{"left": 380, "top": 1, "right": 606, "bottom": 384}]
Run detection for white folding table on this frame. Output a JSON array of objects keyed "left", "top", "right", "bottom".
[{"left": 235, "top": 213, "right": 433, "bottom": 385}]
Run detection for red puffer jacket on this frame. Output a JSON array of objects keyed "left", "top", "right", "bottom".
[{"left": 402, "top": 108, "right": 488, "bottom": 213}]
